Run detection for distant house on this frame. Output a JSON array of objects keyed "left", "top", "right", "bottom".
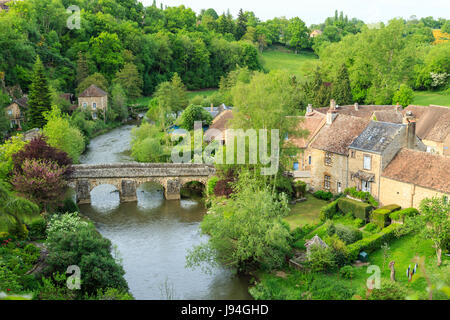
[
  {"left": 204, "top": 109, "right": 233, "bottom": 144},
  {"left": 78, "top": 85, "right": 108, "bottom": 120},
  {"left": 5, "top": 97, "right": 28, "bottom": 130},
  {"left": 310, "top": 30, "right": 323, "bottom": 38}
]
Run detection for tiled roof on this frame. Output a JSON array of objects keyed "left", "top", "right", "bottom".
[
  {"left": 403, "top": 105, "right": 450, "bottom": 143},
  {"left": 14, "top": 97, "right": 28, "bottom": 108},
  {"left": 79, "top": 85, "right": 107, "bottom": 97},
  {"left": 204, "top": 110, "right": 233, "bottom": 141},
  {"left": 316, "top": 105, "right": 398, "bottom": 119},
  {"left": 290, "top": 111, "right": 326, "bottom": 149},
  {"left": 382, "top": 149, "right": 450, "bottom": 194},
  {"left": 373, "top": 110, "right": 403, "bottom": 123},
  {"left": 349, "top": 121, "right": 404, "bottom": 154},
  {"left": 310, "top": 114, "right": 370, "bottom": 155}
]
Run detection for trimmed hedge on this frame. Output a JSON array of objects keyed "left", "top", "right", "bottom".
[
  {"left": 344, "top": 187, "right": 379, "bottom": 207},
  {"left": 382, "top": 204, "right": 401, "bottom": 212},
  {"left": 371, "top": 204, "right": 401, "bottom": 228},
  {"left": 313, "top": 190, "right": 333, "bottom": 201},
  {"left": 390, "top": 208, "right": 419, "bottom": 221},
  {"left": 319, "top": 200, "right": 339, "bottom": 221},
  {"left": 334, "top": 224, "right": 363, "bottom": 244},
  {"left": 337, "top": 197, "right": 372, "bottom": 222},
  {"left": 347, "top": 224, "right": 401, "bottom": 261}
]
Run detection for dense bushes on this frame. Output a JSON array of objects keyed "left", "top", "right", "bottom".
[
  {"left": 339, "top": 265, "right": 354, "bottom": 279},
  {"left": 319, "top": 200, "right": 339, "bottom": 221},
  {"left": 347, "top": 224, "right": 401, "bottom": 260},
  {"left": 206, "top": 176, "right": 219, "bottom": 197},
  {"left": 45, "top": 213, "right": 129, "bottom": 295},
  {"left": 344, "top": 187, "right": 378, "bottom": 207},
  {"left": 371, "top": 204, "right": 401, "bottom": 228},
  {"left": 26, "top": 217, "right": 47, "bottom": 240},
  {"left": 334, "top": 224, "right": 363, "bottom": 245},
  {"left": 390, "top": 208, "right": 419, "bottom": 221},
  {"left": 313, "top": 190, "right": 333, "bottom": 201},
  {"left": 337, "top": 197, "right": 372, "bottom": 222},
  {"left": 294, "top": 180, "right": 307, "bottom": 197}
]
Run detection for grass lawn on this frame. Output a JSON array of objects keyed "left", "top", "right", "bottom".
[
  {"left": 413, "top": 91, "right": 450, "bottom": 106},
  {"left": 284, "top": 193, "right": 328, "bottom": 230},
  {"left": 261, "top": 46, "right": 318, "bottom": 81},
  {"left": 132, "top": 88, "right": 219, "bottom": 108}
]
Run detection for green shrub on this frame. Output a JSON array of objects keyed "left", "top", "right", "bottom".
[
  {"left": 347, "top": 224, "right": 400, "bottom": 260},
  {"left": 8, "top": 223, "right": 29, "bottom": 240},
  {"left": 371, "top": 208, "right": 391, "bottom": 228},
  {"left": 335, "top": 224, "right": 362, "bottom": 244},
  {"left": 389, "top": 208, "right": 419, "bottom": 221},
  {"left": 95, "top": 288, "right": 134, "bottom": 300},
  {"left": 326, "top": 234, "right": 350, "bottom": 267},
  {"left": 294, "top": 180, "right": 307, "bottom": 197},
  {"left": 55, "top": 198, "right": 79, "bottom": 214},
  {"left": 206, "top": 176, "right": 219, "bottom": 197},
  {"left": 339, "top": 265, "right": 354, "bottom": 279},
  {"left": 27, "top": 217, "right": 47, "bottom": 241},
  {"left": 313, "top": 190, "right": 333, "bottom": 201},
  {"left": 326, "top": 222, "right": 336, "bottom": 236},
  {"left": 364, "top": 222, "right": 380, "bottom": 233},
  {"left": 319, "top": 200, "right": 339, "bottom": 221},
  {"left": 367, "top": 279, "right": 407, "bottom": 300},
  {"left": 0, "top": 265, "right": 23, "bottom": 293},
  {"left": 344, "top": 187, "right": 379, "bottom": 207},
  {"left": 307, "top": 245, "right": 336, "bottom": 272},
  {"left": 381, "top": 204, "right": 401, "bottom": 212},
  {"left": 337, "top": 197, "right": 372, "bottom": 222},
  {"left": 309, "top": 277, "right": 354, "bottom": 300}
]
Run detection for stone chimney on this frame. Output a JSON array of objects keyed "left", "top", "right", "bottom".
[
  {"left": 354, "top": 103, "right": 359, "bottom": 111},
  {"left": 326, "top": 100, "right": 338, "bottom": 125},
  {"left": 403, "top": 111, "right": 416, "bottom": 149},
  {"left": 306, "top": 104, "right": 313, "bottom": 115},
  {"left": 210, "top": 103, "right": 214, "bottom": 112}
]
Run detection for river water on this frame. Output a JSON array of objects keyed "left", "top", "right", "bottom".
[{"left": 78, "top": 124, "right": 251, "bottom": 300}]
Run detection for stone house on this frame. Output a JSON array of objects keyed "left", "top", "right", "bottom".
[
  {"left": 204, "top": 109, "right": 233, "bottom": 145},
  {"left": 308, "top": 101, "right": 370, "bottom": 194},
  {"left": 379, "top": 149, "right": 449, "bottom": 208},
  {"left": 402, "top": 105, "right": 450, "bottom": 156},
  {"left": 5, "top": 97, "right": 28, "bottom": 130},
  {"left": 315, "top": 102, "right": 400, "bottom": 120},
  {"left": 309, "top": 30, "right": 323, "bottom": 38},
  {"left": 0, "top": 0, "right": 9, "bottom": 12},
  {"left": 78, "top": 85, "right": 108, "bottom": 120},
  {"left": 347, "top": 119, "right": 425, "bottom": 200}
]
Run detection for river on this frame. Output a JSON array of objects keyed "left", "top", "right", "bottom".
[{"left": 78, "top": 124, "right": 251, "bottom": 300}]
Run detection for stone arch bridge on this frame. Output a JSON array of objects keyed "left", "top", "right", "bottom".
[{"left": 67, "top": 163, "right": 216, "bottom": 204}]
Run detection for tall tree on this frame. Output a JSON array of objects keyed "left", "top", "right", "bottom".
[
  {"left": 332, "top": 63, "right": 353, "bottom": 105},
  {"left": 27, "top": 56, "right": 52, "bottom": 129},
  {"left": 236, "top": 9, "right": 248, "bottom": 40},
  {"left": 287, "top": 17, "right": 310, "bottom": 53},
  {"left": 114, "top": 63, "right": 143, "bottom": 102},
  {"left": 76, "top": 52, "right": 90, "bottom": 86}
]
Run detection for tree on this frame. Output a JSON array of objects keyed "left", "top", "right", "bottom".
[
  {"left": 43, "top": 106, "right": 85, "bottom": 163},
  {"left": 12, "top": 158, "right": 67, "bottom": 210},
  {"left": 419, "top": 196, "right": 450, "bottom": 267},
  {"left": 0, "top": 134, "right": 27, "bottom": 182},
  {"left": 392, "top": 84, "right": 414, "bottom": 107},
  {"left": 287, "top": 17, "right": 310, "bottom": 53},
  {"left": 154, "top": 73, "right": 188, "bottom": 115},
  {"left": 89, "top": 32, "right": 124, "bottom": 81},
  {"left": 332, "top": 63, "right": 353, "bottom": 105},
  {"left": 179, "top": 104, "right": 212, "bottom": 130},
  {"left": 186, "top": 174, "right": 292, "bottom": 273},
  {"left": 27, "top": 56, "right": 52, "bottom": 128},
  {"left": 236, "top": 9, "right": 248, "bottom": 40},
  {"left": 114, "top": 63, "right": 143, "bottom": 102},
  {"left": 76, "top": 52, "right": 90, "bottom": 86},
  {"left": 110, "top": 83, "right": 128, "bottom": 122},
  {"left": 76, "top": 73, "right": 109, "bottom": 96}
]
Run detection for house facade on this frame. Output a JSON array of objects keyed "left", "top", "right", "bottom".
[
  {"left": 5, "top": 97, "right": 28, "bottom": 130},
  {"left": 78, "top": 85, "right": 108, "bottom": 120}
]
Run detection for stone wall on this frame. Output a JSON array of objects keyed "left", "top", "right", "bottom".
[
  {"left": 310, "top": 148, "right": 348, "bottom": 193},
  {"left": 348, "top": 151, "right": 382, "bottom": 199}
]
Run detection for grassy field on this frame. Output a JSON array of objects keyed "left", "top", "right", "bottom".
[
  {"left": 133, "top": 88, "right": 219, "bottom": 108},
  {"left": 261, "top": 46, "right": 318, "bottom": 81},
  {"left": 284, "top": 193, "right": 328, "bottom": 230},
  {"left": 413, "top": 91, "right": 450, "bottom": 106}
]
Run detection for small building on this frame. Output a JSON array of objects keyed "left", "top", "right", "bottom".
[
  {"left": 78, "top": 85, "right": 108, "bottom": 120},
  {"left": 380, "top": 149, "right": 450, "bottom": 208},
  {"left": 309, "top": 30, "right": 323, "bottom": 38},
  {"left": 315, "top": 103, "right": 400, "bottom": 120},
  {"left": 204, "top": 109, "right": 233, "bottom": 145},
  {"left": 5, "top": 97, "right": 28, "bottom": 130}
]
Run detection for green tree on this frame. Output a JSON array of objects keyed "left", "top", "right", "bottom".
[
  {"left": 179, "top": 104, "right": 212, "bottom": 130},
  {"left": 110, "top": 83, "right": 128, "bottom": 121},
  {"left": 114, "top": 63, "right": 143, "bottom": 102},
  {"left": 43, "top": 106, "right": 85, "bottom": 163},
  {"left": 332, "top": 63, "right": 353, "bottom": 105},
  {"left": 27, "top": 56, "right": 52, "bottom": 129},
  {"left": 392, "top": 84, "right": 414, "bottom": 107},
  {"left": 419, "top": 196, "right": 450, "bottom": 267},
  {"left": 0, "top": 134, "right": 27, "bottom": 182},
  {"left": 236, "top": 9, "right": 248, "bottom": 40},
  {"left": 76, "top": 52, "right": 90, "bottom": 86},
  {"left": 76, "top": 73, "right": 109, "bottom": 96},
  {"left": 287, "top": 17, "right": 310, "bottom": 53},
  {"left": 89, "top": 32, "right": 124, "bottom": 81},
  {"left": 154, "top": 73, "right": 188, "bottom": 116}
]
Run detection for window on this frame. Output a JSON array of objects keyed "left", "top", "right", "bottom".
[
  {"left": 92, "top": 112, "right": 97, "bottom": 120},
  {"left": 324, "top": 175, "right": 331, "bottom": 190},
  {"left": 362, "top": 180, "right": 371, "bottom": 193},
  {"left": 324, "top": 152, "right": 332, "bottom": 166},
  {"left": 92, "top": 102, "right": 97, "bottom": 109},
  {"left": 293, "top": 162, "right": 299, "bottom": 171},
  {"left": 308, "top": 155, "right": 311, "bottom": 165},
  {"left": 337, "top": 182, "right": 342, "bottom": 193},
  {"left": 363, "top": 155, "right": 371, "bottom": 170},
  {"left": 83, "top": 102, "right": 87, "bottom": 109},
  {"left": 7, "top": 110, "right": 12, "bottom": 116},
  {"left": 351, "top": 150, "right": 356, "bottom": 158}
]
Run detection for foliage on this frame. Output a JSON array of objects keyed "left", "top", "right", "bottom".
[
  {"left": 367, "top": 279, "right": 407, "bottom": 300},
  {"left": 154, "top": 73, "right": 189, "bottom": 115},
  {"left": 94, "top": 288, "right": 134, "bottom": 300},
  {"left": 12, "top": 158, "right": 67, "bottom": 210},
  {"left": 46, "top": 213, "right": 129, "bottom": 294},
  {"left": 43, "top": 106, "right": 85, "bottom": 163},
  {"left": 0, "top": 134, "right": 27, "bottom": 181},
  {"left": 36, "top": 272, "right": 77, "bottom": 300},
  {"left": 55, "top": 198, "right": 79, "bottom": 215},
  {"left": 206, "top": 176, "right": 219, "bottom": 197},
  {"left": 27, "top": 56, "right": 52, "bottom": 128},
  {"left": 179, "top": 104, "right": 212, "bottom": 130},
  {"left": 371, "top": 209, "right": 392, "bottom": 229},
  {"left": 364, "top": 222, "right": 380, "bottom": 234},
  {"left": 333, "top": 224, "right": 363, "bottom": 245},
  {"left": 27, "top": 216, "right": 46, "bottom": 241},
  {"left": 332, "top": 63, "right": 353, "bottom": 105},
  {"left": 319, "top": 200, "right": 339, "bottom": 221},
  {"left": 389, "top": 208, "right": 419, "bottom": 221},
  {"left": 307, "top": 245, "right": 336, "bottom": 273},
  {"left": 339, "top": 265, "right": 354, "bottom": 279},
  {"left": 344, "top": 187, "right": 378, "bottom": 207},
  {"left": 76, "top": 73, "right": 109, "bottom": 96},
  {"left": 114, "top": 63, "right": 143, "bottom": 101},
  {"left": 110, "top": 83, "right": 129, "bottom": 122},
  {"left": 313, "top": 190, "right": 333, "bottom": 201},
  {"left": 187, "top": 175, "right": 292, "bottom": 273},
  {"left": 392, "top": 84, "right": 414, "bottom": 107},
  {"left": 130, "top": 122, "right": 167, "bottom": 163},
  {"left": 337, "top": 197, "right": 372, "bottom": 222},
  {"left": 347, "top": 224, "right": 401, "bottom": 260}
]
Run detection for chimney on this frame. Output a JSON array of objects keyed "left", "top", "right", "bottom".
[
  {"left": 306, "top": 104, "right": 313, "bottom": 115},
  {"left": 330, "top": 99, "right": 336, "bottom": 111},
  {"left": 327, "top": 100, "right": 338, "bottom": 125},
  {"left": 403, "top": 111, "right": 416, "bottom": 149},
  {"left": 354, "top": 103, "right": 359, "bottom": 111},
  {"left": 396, "top": 102, "right": 402, "bottom": 112},
  {"left": 210, "top": 103, "right": 214, "bottom": 112}
]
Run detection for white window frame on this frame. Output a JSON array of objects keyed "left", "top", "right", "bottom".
[
  {"left": 363, "top": 154, "right": 371, "bottom": 170},
  {"left": 92, "top": 102, "right": 97, "bottom": 109}
]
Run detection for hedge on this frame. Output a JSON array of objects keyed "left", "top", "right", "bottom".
[
  {"left": 371, "top": 204, "right": 401, "bottom": 228},
  {"left": 334, "top": 224, "right": 363, "bottom": 245},
  {"left": 390, "top": 208, "right": 419, "bottom": 221},
  {"left": 344, "top": 187, "right": 379, "bottom": 207},
  {"left": 347, "top": 224, "right": 401, "bottom": 261},
  {"left": 337, "top": 197, "right": 372, "bottom": 222},
  {"left": 313, "top": 190, "right": 333, "bottom": 201},
  {"left": 319, "top": 200, "right": 339, "bottom": 221}
]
